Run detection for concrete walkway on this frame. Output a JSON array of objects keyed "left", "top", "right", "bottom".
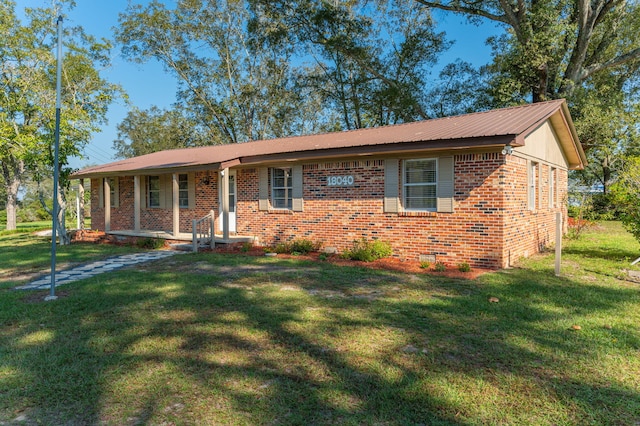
[{"left": 15, "top": 250, "right": 182, "bottom": 291}]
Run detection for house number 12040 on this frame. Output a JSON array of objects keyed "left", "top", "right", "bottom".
[{"left": 327, "top": 175, "right": 354, "bottom": 186}]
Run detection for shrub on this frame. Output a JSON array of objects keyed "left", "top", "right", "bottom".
[
  {"left": 611, "top": 156, "right": 640, "bottom": 245},
  {"left": 434, "top": 261, "right": 446, "bottom": 272},
  {"left": 136, "top": 237, "right": 165, "bottom": 250},
  {"left": 458, "top": 262, "right": 471, "bottom": 272},
  {"left": 419, "top": 261, "right": 431, "bottom": 269},
  {"left": 274, "top": 242, "right": 290, "bottom": 254},
  {"left": 567, "top": 217, "right": 594, "bottom": 239},
  {"left": 342, "top": 238, "right": 392, "bottom": 262},
  {"left": 271, "top": 239, "right": 322, "bottom": 255},
  {"left": 289, "top": 238, "right": 322, "bottom": 254}
]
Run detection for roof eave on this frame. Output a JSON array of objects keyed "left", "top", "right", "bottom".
[
  {"left": 71, "top": 136, "right": 517, "bottom": 179},
  {"left": 72, "top": 162, "right": 223, "bottom": 179},
  {"left": 239, "top": 136, "right": 517, "bottom": 166}
]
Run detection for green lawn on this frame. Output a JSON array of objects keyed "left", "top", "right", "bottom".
[
  {"left": 1, "top": 222, "right": 639, "bottom": 425},
  {"left": 0, "top": 232, "right": 142, "bottom": 283},
  {"left": 0, "top": 218, "right": 91, "bottom": 235}
]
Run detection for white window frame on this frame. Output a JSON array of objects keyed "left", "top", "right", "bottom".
[
  {"left": 178, "top": 173, "right": 189, "bottom": 209},
  {"left": 403, "top": 158, "right": 438, "bottom": 212},
  {"left": 271, "top": 168, "right": 292, "bottom": 210},
  {"left": 109, "top": 178, "right": 118, "bottom": 208},
  {"left": 549, "top": 166, "right": 556, "bottom": 208},
  {"left": 529, "top": 162, "right": 538, "bottom": 211},
  {"left": 148, "top": 176, "right": 160, "bottom": 208}
]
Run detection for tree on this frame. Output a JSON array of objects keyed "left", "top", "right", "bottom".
[
  {"left": 116, "top": 0, "right": 313, "bottom": 144},
  {"left": 113, "top": 106, "right": 214, "bottom": 159},
  {"left": 571, "top": 73, "right": 640, "bottom": 196},
  {"left": 249, "top": 0, "right": 449, "bottom": 128},
  {"left": 414, "top": 0, "right": 640, "bottom": 103},
  {"left": 424, "top": 60, "right": 485, "bottom": 118},
  {"left": 415, "top": 0, "right": 640, "bottom": 219},
  {"left": 611, "top": 156, "right": 640, "bottom": 243},
  {"left": 0, "top": 0, "right": 119, "bottom": 240}
]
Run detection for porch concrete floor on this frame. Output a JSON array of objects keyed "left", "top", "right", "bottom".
[{"left": 106, "top": 230, "right": 255, "bottom": 245}]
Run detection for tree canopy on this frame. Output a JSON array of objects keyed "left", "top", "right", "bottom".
[
  {"left": 415, "top": 0, "right": 640, "bottom": 103},
  {"left": 113, "top": 0, "right": 640, "bottom": 222},
  {"left": 0, "top": 0, "right": 120, "bottom": 237}
]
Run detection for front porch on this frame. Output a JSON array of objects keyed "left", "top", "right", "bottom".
[
  {"left": 105, "top": 229, "right": 256, "bottom": 245},
  {"left": 92, "top": 170, "right": 242, "bottom": 250}
]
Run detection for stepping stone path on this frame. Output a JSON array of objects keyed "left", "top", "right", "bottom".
[{"left": 15, "top": 251, "right": 181, "bottom": 291}]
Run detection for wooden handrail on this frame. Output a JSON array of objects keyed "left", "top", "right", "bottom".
[{"left": 192, "top": 210, "right": 215, "bottom": 253}]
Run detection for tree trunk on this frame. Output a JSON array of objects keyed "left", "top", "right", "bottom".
[
  {"left": 78, "top": 179, "right": 85, "bottom": 230},
  {"left": 5, "top": 184, "right": 18, "bottom": 231},
  {"left": 1, "top": 159, "right": 24, "bottom": 231},
  {"left": 37, "top": 178, "right": 70, "bottom": 245},
  {"left": 57, "top": 184, "right": 70, "bottom": 245},
  {"left": 532, "top": 63, "right": 549, "bottom": 103}
]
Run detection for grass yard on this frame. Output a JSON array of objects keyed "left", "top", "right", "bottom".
[
  {"left": 0, "top": 222, "right": 639, "bottom": 425},
  {"left": 0, "top": 232, "right": 143, "bottom": 284}
]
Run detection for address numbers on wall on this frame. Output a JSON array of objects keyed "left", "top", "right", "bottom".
[{"left": 326, "top": 175, "right": 355, "bottom": 187}]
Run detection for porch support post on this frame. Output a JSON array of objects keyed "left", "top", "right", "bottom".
[
  {"left": 172, "top": 173, "right": 179, "bottom": 237},
  {"left": 104, "top": 178, "right": 111, "bottom": 232},
  {"left": 221, "top": 168, "right": 230, "bottom": 241},
  {"left": 134, "top": 175, "right": 141, "bottom": 232},
  {"left": 77, "top": 178, "right": 84, "bottom": 230}
]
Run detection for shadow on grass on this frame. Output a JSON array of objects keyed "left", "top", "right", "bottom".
[
  {"left": 563, "top": 244, "right": 640, "bottom": 262},
  {"left": 0, "top": 254, "right": 639, "bottom": 424}
]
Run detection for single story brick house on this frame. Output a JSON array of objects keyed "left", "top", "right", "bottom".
[{"left": 73, "top": 99, "right": 586, "bottom": 268}]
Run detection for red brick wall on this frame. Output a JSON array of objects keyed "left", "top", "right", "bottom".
[
  {"left": 501, "top": 156, "right": 568, "bottom": 267},
  {"left": 236, "top": 156, "right": 507, "bottom": 268},
  {"left": 91, "top": 173, "right": 220, "bottom": 234},
  {"left": 90, "top": 154, "right": 567, "bottom": 269}
]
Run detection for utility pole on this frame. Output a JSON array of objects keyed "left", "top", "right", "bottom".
[{"left": 46, "top": 15, "right": 63, "bottom": 301}]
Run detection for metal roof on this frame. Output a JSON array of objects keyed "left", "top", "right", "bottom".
[{"left": 74, "top": 99, "right": 585, "bottom": 178}]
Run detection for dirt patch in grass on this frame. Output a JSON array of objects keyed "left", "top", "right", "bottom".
[
  {"left": 21, "top": 289, "right": 70, "bottom": 303},
  {"left": 151, "top": 260, "right": 322, "bottom": 277}
]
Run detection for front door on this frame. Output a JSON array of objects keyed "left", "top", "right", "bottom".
[{"left": 219, "top": 170, "right": 237, "bottom": 233}]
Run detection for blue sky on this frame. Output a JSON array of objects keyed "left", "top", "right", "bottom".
[{"left": 16, "top": 1, "right": 504, "bottom": 169}]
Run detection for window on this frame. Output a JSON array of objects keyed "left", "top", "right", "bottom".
[
  {"left": 109, "top": 178, "right": 117, "bottom": 207},
  {"left": 549, "top": 167, "right": 556, "bottom": 208},
  {"left": 529, "top": 162, "right": 538, "bottom": 210},
  {"left": 403, "top": 159, "right": 437, "bottom": 211},
  {"left": 271, "top": 168, "right": 292, "bottom": 209},
  {"left": 148, "top": 176, "right": 160, "bottom": 208},
  {"left": 178, "top": 174, "right": 189, "bottom": 208},
  {"left": 100, "top": 178, "right": 118, "bottom": 208}
]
